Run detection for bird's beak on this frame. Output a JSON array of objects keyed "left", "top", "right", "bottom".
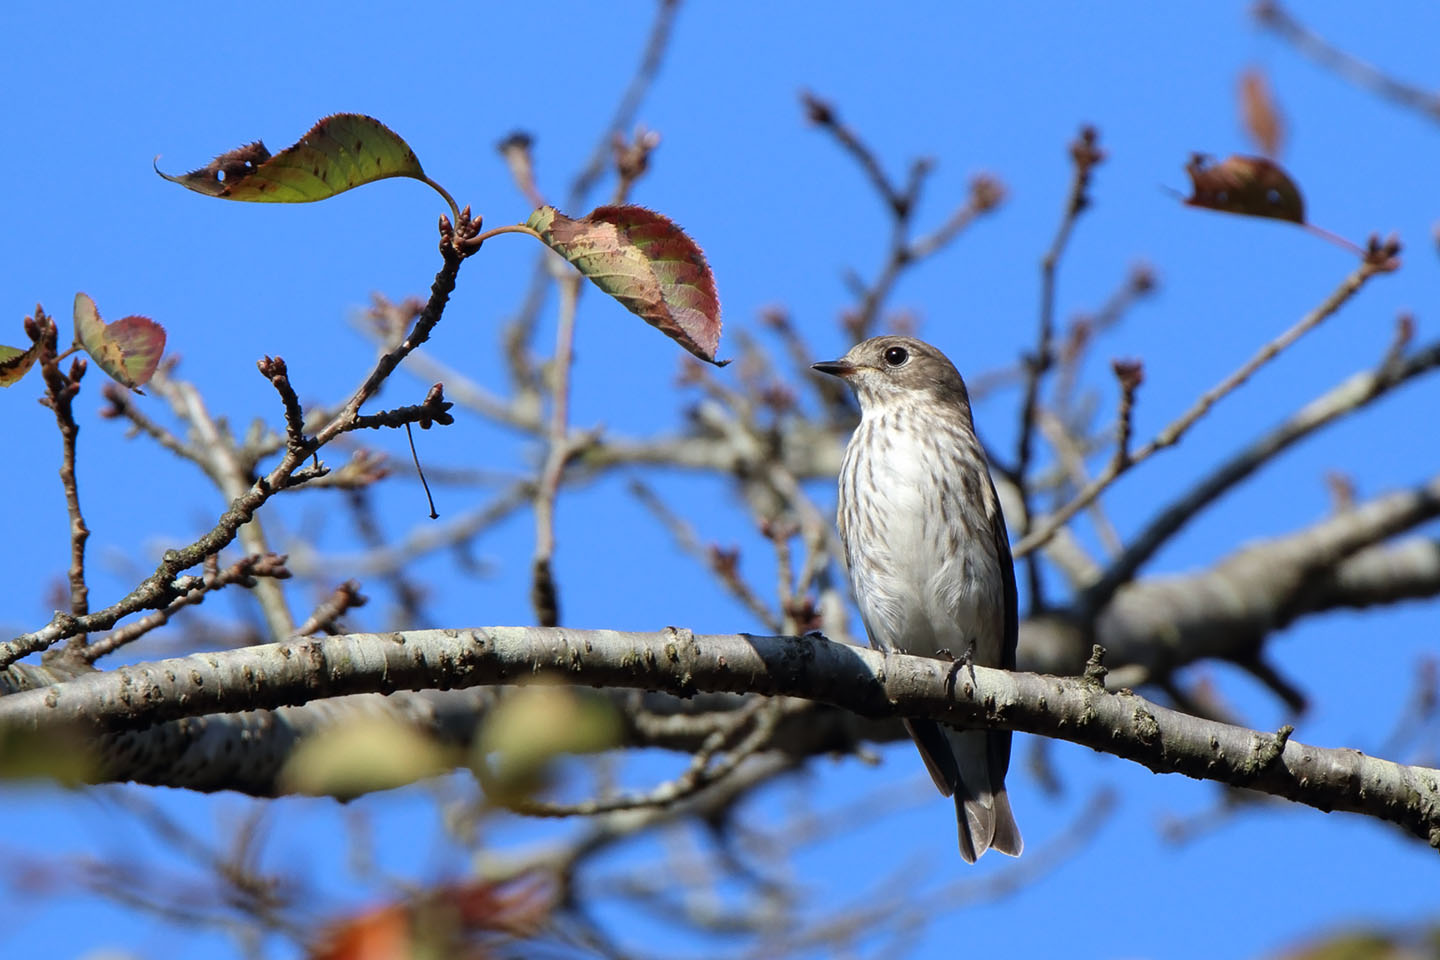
[{"left": 811, "top": 359, "right": 855, "bottom": 378}]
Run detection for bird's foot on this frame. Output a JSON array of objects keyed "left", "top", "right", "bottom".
[{"left": 944, "top": 639, "right": 979, "bottom": 698}]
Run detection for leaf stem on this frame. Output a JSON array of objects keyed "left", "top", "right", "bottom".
[
  {"left": 467, "top": 223, "right": 544, "bottom": 247},
  {"left": 420, "top": 175, "right": 462, "bottom": 226}
]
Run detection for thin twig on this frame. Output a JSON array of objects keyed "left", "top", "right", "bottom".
[
  {"left": 101, "top": 381, "right": 198, "bottom": 463},
  {"left": 257, "top": 356, "right": 307, "bottom": 450},
  {"left": 565, "top": 0, "right": 681, "bottom": 211},
  {"left": 349, "top": 383, "right": 454, "bottom": 431},
  {"left": 32, "top": 309, "right": 91, "bottom": 658},
  {"left": 1, "top": 221, "right": 476, "bottom": 667},
  {"left": 801, "top": 91, "right": 910, "bottom": 215},
  {"left": 1109, "top": 359, "right": 1144, "bottom": 468},
  {"left": 294, "top": 580, "right": 367, "bottom": 637},
  {"left": 1082, "top": 332, "right": 1440, "bottom": 611},
  {"left": 151, "top": 371, "right": 296, "bottom": 643},
  {"left": 82, "top": 553, "right": 291, "bottom": 662},
  {"left": 1014, "top": 126, "right": 1105, "bottom": 604},
  {"left": 628, "top": 480, "right": 783, "bottom": 631},
  {"left": 1017, "top": 244, "right": 1400, "bottom": 559},
  {"left": 804, "top": 92, "right": 1005, "bottom": 342},
  {"left": 1036, "top": 409, "right": 1122, "bottom": 558}
]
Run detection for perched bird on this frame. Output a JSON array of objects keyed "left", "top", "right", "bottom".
[{"left": 813, "top": 336, "right": 1021, "bottom": 862}]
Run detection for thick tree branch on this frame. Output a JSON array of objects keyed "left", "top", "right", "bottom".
[{"left": 3, "top": 627, "right": 1436, "bottom": 844}]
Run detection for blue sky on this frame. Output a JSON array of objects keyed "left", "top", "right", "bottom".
[{"left": 2, "top": 3, "right": 1438, "bottom": 958}]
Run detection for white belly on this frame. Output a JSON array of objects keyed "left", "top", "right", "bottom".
[{"left": 840, "top": 419, "right": 999, "bottom": 662}]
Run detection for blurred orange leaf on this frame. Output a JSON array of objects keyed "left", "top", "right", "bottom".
[
  {"left": 309, "top": 875, "right": 558, "bottom": 960},
  {"left": 1240, "top": 67, "right": 1286, "bottom": 158}
]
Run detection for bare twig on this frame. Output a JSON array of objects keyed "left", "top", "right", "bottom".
[
  {"left": 349, "top": 383, "right": 455, "bottom": 432},
  {"left": 82, "top": 553, "right": 292, "bottom": 662},
  {"left": 1016, "top": 243, "right": 1399, "bottom": 558},
  {"left": 802, "top": 90, "right": 912, "bottom": 216},
  {"left": 1083, "top": 335, "right": 1440, "bottom": 610},
  {"left": 1, "top": 222, "right": 475, "bottom": 667},
  {"left": 1015, "top": 126, "right": 1105, "bottom": 605},
  {"left": 628, "top": 480, "right": 783, "bottom": 631},
  {"left": 31, "top": 309, "right": 92, "bottom": 657},
  {"left": 804, "top": 91, "right": 1005, "bottom": 342},
  {"left": 150, "top": 370, "right": 296, "bottom": 643},
  {"left": 100, "top": 380, "right": 198, "bottom": 463},
  {"left": 295, "top": 580, "right": 367, "bottom": 637},
  {"left": 1109, "top": 359, "right": 1144, "bottom": 468},
  {"left": 566, "top": 0, "right": 681, "bottom": 211},
  {"left": 257, "top": 356, "right": 307, "bottom": 451}
]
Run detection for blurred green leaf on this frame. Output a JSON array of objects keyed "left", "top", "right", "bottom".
[
  {"left": 0, "top": 724, "right": 96, "bottom": 784},
  {"left": 280, "top": 715, "right": 453, "bottom": 799},
  {"left": 474, "top": 686, "right": 620, "bottom": 803}
]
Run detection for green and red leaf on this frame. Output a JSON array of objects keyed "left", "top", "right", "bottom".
[
  {"left": 73, "top": 293, "right": 166, "bottom": 391},
  {"left": 1184, "top": 154, "right": 1305, "bottom": 224},
  {"left": 157, "top": 113, "right": 439, "bottom": 206},
  {"left": 0, "top": 342, "right": 40, "bottom": 387},
  {"left": 527, "top": 204, "right": 724, "bottom": 363}
]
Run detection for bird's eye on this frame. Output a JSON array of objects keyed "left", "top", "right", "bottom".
[{"left": 883, "top": 346, "right": 909, "bottom": 367}]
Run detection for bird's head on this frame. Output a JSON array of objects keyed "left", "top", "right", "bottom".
[{"left": 812, "top": 335, "right": 971, "bottom": 412}]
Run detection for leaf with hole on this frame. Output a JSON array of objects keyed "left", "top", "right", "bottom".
[
  {"left": 0, "top": 341, "right": 40, "bottom": 387},
  {"left": 1183, "top": 154, "right": 1304, "bottom": 224},
  {"left": 73, "top": 293, "right": 166, "bottom": 391},
  {"left": 156, "top": 113, "right": 454, "bottom": 214},
  {"left": 527, "top": 204, "right": 724, "bottom": 363}
]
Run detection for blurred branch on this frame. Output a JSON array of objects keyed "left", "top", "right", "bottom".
[
  {"left": 1255, "top": 1, "right": 1440, "bottom": 122},
  {"left": 505, "top": 699, "right": 786, "bottom": 817},
  {"left": 566, "top": 0, "right": 681, "bottom": 210},
  {"left": 803, "top": 90, "right": 1005, "bottom": 342},
  {"left": 531, "top": 275, "right": 583, "bottom": 628}
]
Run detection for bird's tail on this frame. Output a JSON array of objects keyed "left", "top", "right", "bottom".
[{"left": 904, "top": 719, "right": 1022, "bottom": 863}]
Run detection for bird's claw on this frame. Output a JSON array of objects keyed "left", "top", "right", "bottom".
[{"left": 944, "top": 639, "right": 979, "bottom": 698}]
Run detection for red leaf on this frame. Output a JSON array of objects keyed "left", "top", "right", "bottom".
[
  {"left": 73, "top": 293, "right": 167, "bottom": 391},
  {"left": 527, "top": 204, "right": 724, "bottom": 363}
]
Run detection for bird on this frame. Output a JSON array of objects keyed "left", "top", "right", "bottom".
[{"left": 812, "top": 335, "right": 1021, "bottom": 862}]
